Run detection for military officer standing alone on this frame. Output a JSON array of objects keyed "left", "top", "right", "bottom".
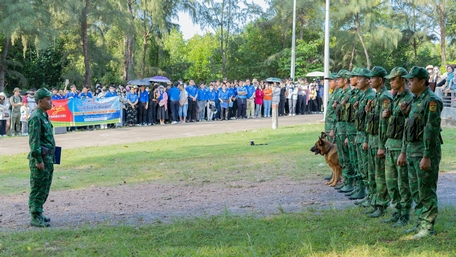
[
  {"left": 381, "top": 67, "right": 414, "bottom": 227},
  {"left": 399, "top": 67, "right": 443, "bottom": 239},
  {"left": 28, "top": 88, "right": 55, "bottom": 227}
]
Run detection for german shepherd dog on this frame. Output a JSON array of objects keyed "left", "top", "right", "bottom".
[{"left": 310, "top": 132, "right": 342, "bottom": 187}]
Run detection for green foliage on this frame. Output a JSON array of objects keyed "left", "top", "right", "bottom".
[
  {"left": 278, "top": 39, "right": 324, "bottom": 78},
  {"left": 185, "top": 33, "right": 219, "bottom": 82}
]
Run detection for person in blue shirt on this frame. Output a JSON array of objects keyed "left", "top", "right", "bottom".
[
  {"left": 206, "top": 83, "right": 217, "bottom": 121},
  {"left": 79, "top": 86, "right": 93, "bottom": 100},
  {"left": 65, "top": 84, "right": 79, "bottom": 99},
  {"left": 214, "top": 81, "right": 221, "bottom": 120},
  {"left": 197, "top": 83, "right": 207, "bottom": 122},
  {"left": 126, "top": 85, "right": 139, "bottom": 126},
  {"left": 246, "top": 79, "right": 256, "bottom": 118},
  {"left": 228, "top": 82, "right": 237, "bottom": 119},
  {"left": 168, "top": 82, "right": 181, "bottom": 124},
  {"left": 105, "top": 84, "right": 118, "bottom": 98},
  {"left": 218, "top": 83, "right": 231, "bottom": 120},
  {"left": 137, "top": 85, "right": 149, "bottom": 126},
  {"left": 317, "top": 80, "right": 324, "bottom": 113},
  {"left": 236, "top": 80, "right": 248, "bottom": 119},
  {"left": 186, "top": 80, "right": 198, "bottom": 122},
  {"left": 51, "top": 88, "right": 63, "bottom": 100}
]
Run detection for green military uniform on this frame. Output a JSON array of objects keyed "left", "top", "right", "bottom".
[
  {"left": 333, "top": 70, "right": 353, "bottom": 190},
  {"left": 352, "top": 69, "right": 376, "bottom": 201},
  {"left": 339, "top": 68, "right": 362, "bottom": 193},
  {"left": 28, "top": 88, "right": 55, "bottom": 227},
  {"left": 382, "top": 67, "right": 414, "bottom": 226},
  {"left": 324, "top": 73, "right": 338, "bottom": 136},
  {"left": 365, "top": 66, "right": 392, "bottom": 217},
  {"left": 402, "top": 67, "right": 442, "bottom": 239}
]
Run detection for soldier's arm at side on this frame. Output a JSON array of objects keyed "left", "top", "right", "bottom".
[
  {"left": 28, "top": 117, "right": 43, "bottom": 164},
  {"left": 423, "top": 98, "right": 443, "bottom": 158}
]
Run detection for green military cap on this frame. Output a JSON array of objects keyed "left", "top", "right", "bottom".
[
  {"left": 366, "top": 66, "right": 388, "bottom": 78},
  {"left": 402, "top": 66, "right": 429, "bottom": 80},
  {"left": 34, "top": 88, "right": 52, "bottom": 101},
  {"left": 357, "top": 68, "right": 371, "bottom": 78},
  {"left": 336, "top": 69, "right": 351, "bottom": 79},
  {"left": 327, "top": 72, "right": 338, "bottom": 80},
  {"left": 349, "top": 67, "right": 362, "bottom": 76},
  {"left": 385, "top": 67, "right": 408, "bottom": 79}
]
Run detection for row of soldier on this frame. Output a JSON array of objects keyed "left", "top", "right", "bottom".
[{"left": 325, "top": 66, "right": 442, "bottom": 239}]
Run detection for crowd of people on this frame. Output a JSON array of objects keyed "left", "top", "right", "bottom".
[
  {"left": 325, "top": 65, "right": 443, "bottom": 240},
  {"left": 0, "top": 78, "right": 324, "bottom": 136}
]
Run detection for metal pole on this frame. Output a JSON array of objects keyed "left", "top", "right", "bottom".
[
  {"left": 290, "top": 0, "right": 297, "bottom": 81},
  {"left": 323, "top": 0, "right": 330, "bottom": 119}
]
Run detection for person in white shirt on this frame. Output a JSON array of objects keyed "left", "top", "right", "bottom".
[
  {"left": 20, "top": 98, "right": 30, "bottom": 136},
  {"left": 287, "top": 82, "right": 298, "bottom": 116}
]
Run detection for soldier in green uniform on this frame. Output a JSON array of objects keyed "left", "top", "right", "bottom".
[
  {"left": 323, "top": 72, "right": 340, "bottom": 181},
  {"left": 340, "top": 67, "right": 362, "bottom": 195},
  {"left": 364, "top": 66, "right": 392, "bottom": 217},
  {"left": 325, "top": 72, "right": 339, "bottom": 137},
  {"left": 330, "top": 70, "right": 353, "bottom": 191},
  {"left": 381, "top": 67, "right": 414, "bottom": 227},
  {"left": 352, "top": 68, "right": 376, "bottom": 202},
  {"left": 399, "top": 67, "right": 442, "bottom": 239},
  {"left": 28, "top": 88, "right": 55, "bottom": 227}
]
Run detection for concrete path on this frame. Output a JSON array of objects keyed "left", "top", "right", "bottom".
[{"left": 0, "top": 114, "right": 324, "bottom": 156}]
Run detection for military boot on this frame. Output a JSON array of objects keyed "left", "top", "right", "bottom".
[
  {"left": 324, "top": 174, "right": 332, "bottom": 181},
  {"left": 345, "top": 186, "right": 358, "bottom": 196},
  {"left": 338, "top": 179, "right": 354, "bottom": 193},
  {"left": 334, "top": 180, "right": 346, "bottom": 190},
  {"left": 349, "top": 184, "right": 366, "bottom": 200},
  {"left": 363, "top": 207, "right": 377, "bottom": 214},
  {"left": 369, "top": 207, "right": 385, "bottom": 218},
  {"left": 411, "top": 224, "right": 435, "bottom": 239},
  {"left": 382, "top": 212, "right": 400, "bottom": 223},
  {"left": 40, "top": 214, "right": 51, "bottom": 223},
  {"left": 404, "top": 221, "right": 421, "bottom": 234},
  {"left": 354, "top": 197, "right": 368, "bottom": 205},
  {"left": 30, "top": 215, "right": 50, "bottom": 228},
  {"left": 392, "top": 214, "right": 410, "bottom": 228}
]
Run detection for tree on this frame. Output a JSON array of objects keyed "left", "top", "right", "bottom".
[
  {"left": 197, "top": 0, "right": 262, "bottom": 78},
  {"left": 333, "top": 0, "right": 402, "bottom": 69}
]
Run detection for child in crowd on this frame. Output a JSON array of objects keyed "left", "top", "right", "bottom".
[{"left": 20, "top": 97, "right": 30, "bottom": 136}]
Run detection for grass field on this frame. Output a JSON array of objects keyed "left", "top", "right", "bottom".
[{"left": 1, "top": 123, "right": 456, "bottom": 256}]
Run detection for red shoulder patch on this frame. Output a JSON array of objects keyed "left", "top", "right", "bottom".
[{"left": 382, "top": 99, "right": 390, "bottom": 109}]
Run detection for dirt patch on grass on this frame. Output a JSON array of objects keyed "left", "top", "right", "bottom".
[{"left": 1, "top": 173, "right": 456, "bottom": 230}]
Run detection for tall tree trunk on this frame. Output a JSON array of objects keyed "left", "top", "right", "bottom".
[
  {"left": 81, "top": 0, "right": 91, "bottom": 87},
  {"left": 413, "top": 37, "right": 418, "bottom": 65},
  {"left": 349, "top": 41, "right": 356, "bottom": 71},
  {"left": 0, "top": 37, "right": 9, "bottom": 92},
  {"left": 123, "top": 0, "right": 134, "bottom": 82},
  {"left": 123, "top": 37, "right": 129, "bottom": 81},
  {"left": 354, "top": 14, "right": 370, "bottom": 69},
  {"left": 141, "top": 10, "right": 149, "bottom": 78},
  {"left": 437, "top": 3, "right": 446, "bottom": 65},
  {"left": 141, "top": 33, "right": 148, "bottom": 78},
  {"left": 221, "top": 0, "right": 227, "bottom": 79}
]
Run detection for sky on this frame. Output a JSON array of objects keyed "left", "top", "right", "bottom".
[{"left": 175, "top": 0, "right": 269, "bottom": 40}]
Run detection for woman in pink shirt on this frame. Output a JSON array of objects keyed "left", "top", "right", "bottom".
[{"left": 254, "top": 85, "right": 265, "bottom": 118}]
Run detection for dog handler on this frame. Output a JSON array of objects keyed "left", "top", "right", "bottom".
[
  {"left": 381, "top": 67, "right": 414, "bottom": 227},
  {"left": 28, "top": 88, "right": 55, "bottom": 227},
  {"left": 399, "top": 66, "right": 443, "bottom": 239},
  {"left": 330, "top": 70, "right": 353, "bottom": 191}
]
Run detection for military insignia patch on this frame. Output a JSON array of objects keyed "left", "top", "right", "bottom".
[
  {"left": 429, "top": 101, "right": 437, "bottom": 112},
  {"left": 382, "top": 99, "right": 390, "bottom": 109}
]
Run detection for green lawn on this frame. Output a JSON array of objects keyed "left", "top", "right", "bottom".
[{"left": 1, "top": 123, "right": 456, "bottom": 256}]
